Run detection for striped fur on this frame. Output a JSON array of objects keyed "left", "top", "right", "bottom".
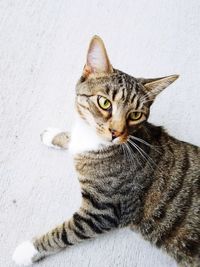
[
  {"left": 33, "top": 124, "right": 200, "bottom": 266},
  {"left": 14, "top": 36, "right": 200, "bottom": 267}
]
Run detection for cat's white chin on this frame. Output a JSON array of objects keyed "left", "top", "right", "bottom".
[
  {"left": 12, "top": 241, "right": 38, "bottom": 266},
  {"left": 112, "top": 137, "right": 121, "bottom": 144}
]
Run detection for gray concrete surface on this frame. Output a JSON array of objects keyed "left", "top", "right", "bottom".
[{"left": 0, "top": 1, "right": 200, "bottom": 266}]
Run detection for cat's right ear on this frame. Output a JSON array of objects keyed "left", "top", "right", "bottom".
[{"left": 83, "top": 36, "right": 113, "bottom": 79}]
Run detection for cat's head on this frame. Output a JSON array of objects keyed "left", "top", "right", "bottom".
[{"left": 75, "top": 36, "right": 178, "bottom": 144}]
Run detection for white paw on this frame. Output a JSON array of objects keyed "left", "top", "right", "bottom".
[
  {"left": 12, "top": 241, "right": 38, "bottom": 266},
  {"left": 40, "top": 128, "right": 61, "bottom": 148}
]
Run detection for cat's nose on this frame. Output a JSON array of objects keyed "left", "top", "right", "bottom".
[{"left": 109, "top": 128, "right": 124, "bottom": 140}]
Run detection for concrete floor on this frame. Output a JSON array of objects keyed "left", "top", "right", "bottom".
[{"left": 0, "top": 1, "right": 200, "bottom": 266}]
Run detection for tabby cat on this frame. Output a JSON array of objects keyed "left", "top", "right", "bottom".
[{"left": 13, "top": 36, "right": 200, "bottom": 267}]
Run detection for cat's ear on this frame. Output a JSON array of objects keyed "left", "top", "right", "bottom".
[
  {"left": 83, "top": 35, "right": 113, "bottom": 78},
  {"left": 140, "top": 75, "right": 179, "bottom": 100}
]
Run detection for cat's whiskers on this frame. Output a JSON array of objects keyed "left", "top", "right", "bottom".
[
  {"left": 130, "top": 139, "right": 163, "bottom": 174},
  {"left": 126, "top": 143, "right": 139, "bottom": 165},
  {"left": 121, "top": 144, "right": 128, "bottom": 160},
  {"left": 129, "top": 135, "right": 162, "bottom": 155},
  {"left": 127, "top": 140, "right": 148, "bottom": 163},
  {"left": 122, "top": 143, "right": 140, "bottom": 167},
  {"left": 122, "top": 143, "right": 134, "bottom": 164},
  {"left": 127, "top": 139, "right": 158, "bottom": 172}
]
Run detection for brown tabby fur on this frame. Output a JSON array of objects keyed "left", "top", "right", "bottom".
[{"left": 29, "top": 36, "right": 200, "bottom": 266}]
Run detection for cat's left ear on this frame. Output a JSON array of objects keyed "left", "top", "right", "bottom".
[
  {"left": 140, "top": 75, "right": 179, "bottom": 100},
  {"left": 83, "top": 35, "right": 113, "bottom": 78}
]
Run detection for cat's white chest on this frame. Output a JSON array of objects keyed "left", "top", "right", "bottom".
[{"left": 68, "top": 118, "right": 109, "bottom": 154}]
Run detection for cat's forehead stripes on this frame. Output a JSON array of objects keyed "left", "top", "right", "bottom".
[
  {"left": 81, "top": 69, "right": 145, "bottom": 109},
  {"left": 108, "top": 72, "right": 143, "bottom": 107}
]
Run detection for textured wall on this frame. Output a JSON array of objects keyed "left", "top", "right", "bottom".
[{"left": 0, "top": 1, "right": 199, "bottom": 266}]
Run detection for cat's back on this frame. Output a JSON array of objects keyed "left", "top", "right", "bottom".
[
  {"left": 166, "top": 133, "right": 200, "bottom": 185},
  {"left": 142, "top": 131, "right": 200, "bottom": 265}
]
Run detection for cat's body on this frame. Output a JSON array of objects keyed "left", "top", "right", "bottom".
[
  {"left": 76, "top": 123, "right": 200, "bottom": 265},
  {"left": 71, "top": 120, "right": 200, "bottom": 266},
  {"left": 13, "top": 36, "right": 200, "bottom": 267}
]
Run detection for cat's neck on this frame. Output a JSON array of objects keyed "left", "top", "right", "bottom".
[{"left": 69, "top": 116, "right": 110, "bottom": 154}]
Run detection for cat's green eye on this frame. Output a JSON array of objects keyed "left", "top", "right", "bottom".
[
  {"left": 97, "top": 96, "right": 112, "bottom": 110},
  {"left": 129, "top": 112, "right": 143, "bottom": 121}
]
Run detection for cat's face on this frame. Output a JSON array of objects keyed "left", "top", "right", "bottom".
[
  {"left": 76, "top": 71, "right": 150, "bottom": 144},
  {"left": 75, "top": 36, "right": 178, "bottom": 144}
]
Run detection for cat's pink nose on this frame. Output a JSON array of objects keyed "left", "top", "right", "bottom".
[{"left": 109, "top": 128, "right": 124, "bottom": 140}]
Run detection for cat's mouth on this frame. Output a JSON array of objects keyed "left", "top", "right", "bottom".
[
  {"left": 95, "top": 126, "right": 128, "bottom": 145},
  {"left": 112, "top": 135, "right": 128, "bottom": 144}
]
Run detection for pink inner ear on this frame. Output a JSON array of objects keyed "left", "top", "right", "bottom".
[
  {"left": 87, "top": 41, "right": 109, "bottom": 73},
  {"left": 84, "top": 36, "right": 113, "bottom": 76}
]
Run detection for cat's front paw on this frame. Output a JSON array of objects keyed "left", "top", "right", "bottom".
[
  {"left": 40, "top": 128, "right": 62, "bottom": 148},
  {"left": 12, "top": 241, "right": 40, "bottom": 266}
]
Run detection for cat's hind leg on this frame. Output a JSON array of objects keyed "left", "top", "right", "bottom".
[{"left": 41, "top": 128, "right": 70, "bottom": 149}]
